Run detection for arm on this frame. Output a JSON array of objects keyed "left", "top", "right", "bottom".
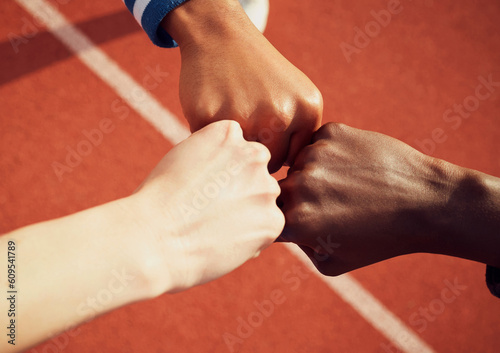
[
  {"left": 0, "top": 120, "right": 284, "bottom": 352},
  {"left": 279, "top": 123, "right": 500, "bottom": 276},
  {"left": 161, "top": 0, "right": 323, "bottom": 172},
  {"left": 0, "top": 200, "right": 156, "bottom": 352}
]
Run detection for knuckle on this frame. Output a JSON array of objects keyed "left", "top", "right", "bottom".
[
  {"left": 323, "top": 122, "right": 341, "bottom": 134},
  {"left": 274, "top": 211, "right": 286, "bottom": 233},
  {"left": 266, "top": 176, "right": 281, "bottom": 196},
  {"left": 267, "top": 208, "right": 285, "bottom": 236},
  {"left": 253, "top": 205, "right": 283, "bottom": 243},
  {"left": 244, "top": 142, "right": 271, "bottom": 164},
  {"left": 294, "top": 169, "right": 315, "bottom": 189},
  {"left": 194, "top": 99, "right": 218, "bottom": 119},
  {"left": 223, "top": 120, "right": 244, "bottom": 138},
  {"left": 296, "top": 87, "right": 323, "bottom": 129},
  {"left": 261, "top": 193, "right": 279, "bottom": 208},
  {"left": 200, "top": 120, "right": 243, "bottom": 146},
  {"left": 256, "top": 125, "right": 280, "bottom": 145},
  {"left": 315, "top": 122, "right": 347, "bottom": 140},
  {"left": 280, "top": 172, "right": 309, "bottom": 200},
  {"left": 269, "top": 200, "right": 285, "bottom": 218},
  {"left": 285, "top": 202, "right": 312, "bottom": 225},
  {"left": 256, "top": 177, "right": 281, "bottom": 203},
  {"left": 296, "top": 202, "right": 313, "bottom": 219},
  {"left": 187, "top": 103, "right": 219, "bottom": 130},
  {"left": 263, "top": 188, "right": 280, "bottom": 205},
  {"left": 216, "top": 120, "right": 244, "bottom": 145},
  {"left": 306, "top": 142, "right": 328, "bottom": 163},
  {"left": 268, "top": 116, "right": 287, "bottom": 133},
  {"left": 306, "top": 87, "right": 324, "bottom": 114},
  {"left": 330, "top": 122, "right": 349, "bottom": 133}
]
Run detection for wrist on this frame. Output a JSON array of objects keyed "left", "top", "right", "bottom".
[
  {"left": 421, "top": 159, "right": 500, "bottom": 266},
  {"left": 110, "top": 196, "right": 177, "bottom": 298},
  {"left": 161, "top": 0, "right": 256, "bottom": 48},
  {"left": 408, "top": 156, "right": 466, "bottom": 255}
]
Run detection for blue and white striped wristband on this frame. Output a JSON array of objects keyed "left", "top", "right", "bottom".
[{"left": 123, "top": 0, "right": 188, "bottom": 47}]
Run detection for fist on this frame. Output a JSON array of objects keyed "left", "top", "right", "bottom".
[
  {"left": 279, "top": 123, "right": 451, "bottom": 276},
  {"left": 176, "top": 6, "right": 322, "bottom": 173},
  {"left": 135, "top": 120, "right": 285, "bottom": 292}
]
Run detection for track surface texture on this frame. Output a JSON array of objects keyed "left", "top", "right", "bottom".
[{"left": 1, "top": 0, "right": 499, "bottom": 352}]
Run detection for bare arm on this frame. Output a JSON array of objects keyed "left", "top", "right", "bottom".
[
  {"left": 0, "top": 121, "right": 284, "bottom": 352},
  {"left": 161, "top": 0, "right": 323, "bottom": 172},
  {"left": 0, "top": 199, "right": 157, "bottom": 352},
  {"left": 279, "top": 123, "right": 500, "bottom": 275}
]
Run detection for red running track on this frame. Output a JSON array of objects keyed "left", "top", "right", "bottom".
[{"left": 1, "top": 0, "right": 499, "bottom": 352}]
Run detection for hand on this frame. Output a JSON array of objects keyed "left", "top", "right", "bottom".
[
  {"left": 131, "top": 120, "right": 284, "bottom": 293},
  {"left": 278, "top": 123, "right": 492, "bottom": 275},
  {"left": 0, "top": 120, "right": 283, "bottom": 352},
  {"left": 0, "top": 121, "right": 283, "bottom": 351},
  {"left": 162, "top": 0, "right": 323, "bottom": 172}
]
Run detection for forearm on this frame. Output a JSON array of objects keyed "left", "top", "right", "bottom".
[
  {"left": 0, "top": 198, "right": 159, "bottom": 352},
  {"left": 424, "top": 160, "right": 500, "bottom": 267}
]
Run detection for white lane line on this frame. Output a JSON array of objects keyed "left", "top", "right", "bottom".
[
  {"left": 284, "top": 244, "right": 436, "bottom": 353},
  {"left": 15, "top": 0, "right": 190, "bottom": 145},
  {"left": 15, "top": 1, "right": 436, "bottom": 352}
]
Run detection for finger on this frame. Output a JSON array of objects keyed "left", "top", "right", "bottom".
[
  {"left": 276, "top": 175, "right": 294, "bottom": 207},
  {"left": 277, "top": 171, "right": 312, "bottom": 212},
  {"left": 311, "top": 122, "right": 357, "bottom": 145},
  {"left": 311, "top": 122, "right": 340, "bottom": 144},
  {"left": 244, "top": 115, "right": 289, "bottom": 173},
  {"left": 242, "top": 141, "right": 272, "bottom": 166},
  {"left": 286, "top": 146, "right": 312, "bottom": 175},
  {"left": 192, "top": 120, "right": 244, "bottom": 145},
  {"left": 285, "top": 129, "right": 315, "bottom": 167},
  {"left": 286, "top": 141, "right": 323, "bottom": 177},
  {"left": 264, "top": 132, "right": 289, "bottom": 173}
]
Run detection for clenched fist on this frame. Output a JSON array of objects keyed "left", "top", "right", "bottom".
[
  {"left": 163, "top": 0, "right": 323, "bottom": 172},
  {"left": 279, "top": 123, "right": 500, "bottom": 275},
  {"left": 133, "top": 120, "right": 285, "bottom": 292},
  {"left": 0, "top": 121, "right": 285, "bottom": 351}
]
